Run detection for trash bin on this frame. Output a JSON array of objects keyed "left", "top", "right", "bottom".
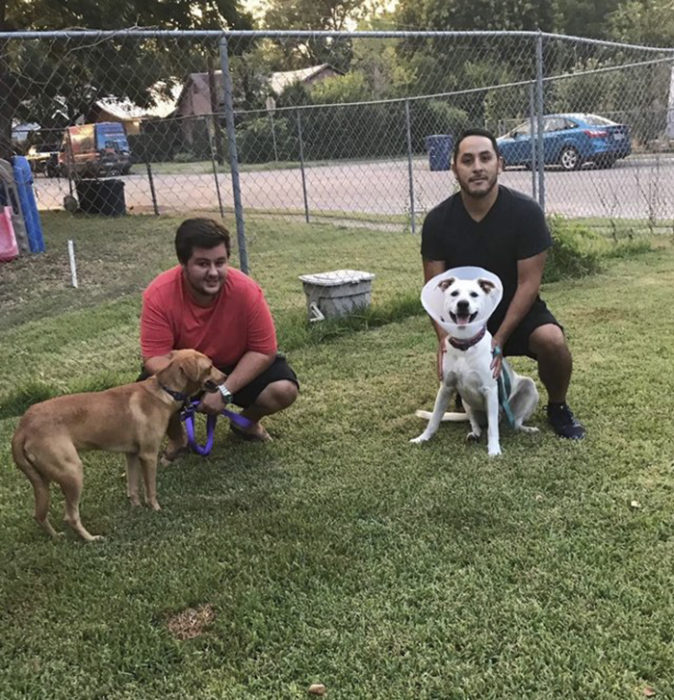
[
  {"left": 425, "top": 134, "right": 453, "bottom": 172},
  {"left": 76, "top": 178, "right": 126, "bottom": 216}
]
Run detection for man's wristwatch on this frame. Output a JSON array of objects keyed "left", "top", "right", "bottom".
[{"left": 217, "top": 384, "right": 233, "bottom": 405}]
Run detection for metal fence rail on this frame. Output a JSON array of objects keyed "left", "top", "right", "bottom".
[{"left": 3, "top": 29, "right": 674, "bottom": 273}]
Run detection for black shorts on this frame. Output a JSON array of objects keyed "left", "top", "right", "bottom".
[
  {"left": 490, "top": 298, "right": 563, "bottom": 359},
  {"left": 138, "top": 352, "right": 299, "bottom": 409},
  {"left": 221, "top": 353, "right": 299, "bottom": 408}
]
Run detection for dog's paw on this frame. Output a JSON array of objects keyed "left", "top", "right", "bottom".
[
  {"left": 466, "top": 431, "right": 481, "bottom": 443},
  {"left": 488, "top": 445, "right": 502, "bottom": 457},
  {"left": 409, "top": 435, "right": 430, "bottom": 444},
  {"left": 519, "top": 425, "right": 539, "bottom": 434}
]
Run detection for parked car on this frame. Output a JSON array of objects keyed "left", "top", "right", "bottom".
[
  {"left": 58, "top": 122, "right": 132, "bottom": 178},
  {"left": 497, "top": 113, "right": 631, "bottom": 171}
]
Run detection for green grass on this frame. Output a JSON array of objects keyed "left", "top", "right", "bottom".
[{"left": 1, "top": 214, "right": 673, "bottom": 698}]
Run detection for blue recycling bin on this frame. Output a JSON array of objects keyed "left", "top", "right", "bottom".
[
  {"left": 425, "top": 134, "right": 453, "bottom": 172},
  {"left": 12, "top": 155, "right": 45, "bottom": 253}
]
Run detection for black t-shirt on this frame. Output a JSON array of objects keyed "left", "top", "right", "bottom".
[{"left": 421, "top": 185, "right": 552, "bottom": 329}]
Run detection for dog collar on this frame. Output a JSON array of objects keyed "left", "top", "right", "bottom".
[
  {"left": 159, "top": 383, "right": 191, "bottom": 403},
  {"left": 448, "top": 325, "right": 486, "bottom": 351}
]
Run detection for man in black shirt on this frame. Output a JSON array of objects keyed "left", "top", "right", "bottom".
[{"left": 421, "top": 128, "right": 585, "bottom": 439}]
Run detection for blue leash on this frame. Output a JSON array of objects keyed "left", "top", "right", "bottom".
[
  {"left": 492, "top": 346, "right": 516, "bottom": 429},
  {"left": 180, "top": 399, "right": 254, "bottom": 456}
]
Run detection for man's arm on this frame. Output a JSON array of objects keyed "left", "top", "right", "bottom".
[
  {"left": 492, "top": 250, "right": 547, "bottom": 351},
  {"left": 423, "top": 258, "right": 449, "bottom": 381},
  {"left": 143, "top": 353, "right": 173, "bottom": 376},
  {"left": 423, "top": 258, "right": 448, "bottom": 341},
  {"left": 198, "top": 350, "right": 275, "bottom": 414}
]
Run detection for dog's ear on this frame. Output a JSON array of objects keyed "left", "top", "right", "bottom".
[
  {"left": 438, "top": 277, "right": 455, "bottom": 291},
  {"left": 478, "top": 278, "right": 496, "bottom": 294},
  {"left": 197, "top": 354, "right": 213, "bottom": 381}
]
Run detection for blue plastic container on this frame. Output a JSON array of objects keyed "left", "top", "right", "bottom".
[
  {"left": 424, "top": 134, "right": 453, "bottom": 172},
  {"left": 12, "top": 155, "right": 45, "bottom": 253}
]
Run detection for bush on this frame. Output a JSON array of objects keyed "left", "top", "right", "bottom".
[
  {"left": 545, "top": 216, "right": 652, "bottom": 283},
  {"left": 544, "top": 217, "right": 605, "bottom": 282},
  {"left": 172, "top": 151, "right": 197, "bottom": 163}
]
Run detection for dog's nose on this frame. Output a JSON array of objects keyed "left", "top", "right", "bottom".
[{"left": 457, "top": 300, "right": 470, "bottom": 313}]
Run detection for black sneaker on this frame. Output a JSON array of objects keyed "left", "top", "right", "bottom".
[{"left": 547, "top": 403, "right": 586, "bottom": 440}]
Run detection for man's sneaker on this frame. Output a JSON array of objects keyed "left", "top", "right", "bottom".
[{"left": 546, "top": 403, "right": 586, "bottom": 440}]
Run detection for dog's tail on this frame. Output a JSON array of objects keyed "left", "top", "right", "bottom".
[
  {"left": 11, "top": 430, "right": 51, "bottom": 495},
  {"left": 12, "top": 430, "right": 42, "bottom": 479},
  {"left": 415, "top": 410, "right": 469, "bottom": 423}
]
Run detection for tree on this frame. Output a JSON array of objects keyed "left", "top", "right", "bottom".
[
  {"left": 262, "top": 0, "right": 373, "bottom": 69},
  {"left": 0, "top": 0, "right": 254, "bottom": 159},
  {"left": 609, "top": 0, "right": 674, "bottom": 46},
  {"left": 395, "top": 0, "right": 558, "bottom": 34}
]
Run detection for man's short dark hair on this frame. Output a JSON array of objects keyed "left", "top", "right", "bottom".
[
  {"left": 453, "top": 128, "right": 500, "bottom": 164},
  {"left": 175, "top": 218, "right": 231, "bottom": 264}
]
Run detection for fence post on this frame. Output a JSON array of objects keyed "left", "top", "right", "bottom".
[
  {"left": 210, "top": 129, "right": 225, "bottom": 219},
  {"left": 528, "top": 82, "right": 537, "bottom": 201},
  {"left": 218, "top": 35, "right": 248, "bottom": 275},
  {"left": 404, "top": 100, "right": 416, "bottom": 234},
  {"left": 145, "top": 158, "right": 159, "bottom": 215},
  {"left": 269, "top": 113, "right": 279, "bottom": 162},
  {"left": 535, "top": 32, "right": 546, "bottom": 213},
  {"left": 296, "top": 109, "right": 310, "bottom": 223}
]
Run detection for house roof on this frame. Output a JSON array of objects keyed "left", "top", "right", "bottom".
[
  {"left": 269, "top": 64, "right": 341, "bottom": 94},
  {"left": 95, "top": 83, "right": 182, "bottom": 121}
]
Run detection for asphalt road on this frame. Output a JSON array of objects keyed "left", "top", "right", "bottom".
[{"left": 32, "top": 154, "right": 674, "bottom": 223}]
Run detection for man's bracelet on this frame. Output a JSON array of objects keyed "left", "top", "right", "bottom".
[{"left": 492, "top": 345, "right": 503, "bottom": 357}]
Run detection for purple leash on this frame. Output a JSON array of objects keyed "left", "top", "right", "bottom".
[{"left": 181, "top": 399, "right": 254, "bottom": 456}]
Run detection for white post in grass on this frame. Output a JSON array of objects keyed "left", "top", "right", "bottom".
[{"left": 67, "top": 239, "right": 78, "bottom": 288}]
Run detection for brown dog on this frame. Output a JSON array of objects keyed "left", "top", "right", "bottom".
[{"left": 11, "top": 349, "right": 225, "bottom": 542}]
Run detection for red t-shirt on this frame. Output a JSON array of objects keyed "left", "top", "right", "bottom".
[{"left": 140, "top": 266, "right": 277, "bottom": 368}]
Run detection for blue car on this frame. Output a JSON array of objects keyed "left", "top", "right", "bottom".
[{"left": 496, "top": 113, "right": 631, "bottom": 171}]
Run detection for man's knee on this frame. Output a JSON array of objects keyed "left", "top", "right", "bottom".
[
  {"left": 529, "top": 324, "right": 570, "bottom": 360},
  {"left": 257, "top": 379, "right": 298, "bottom": 410}
]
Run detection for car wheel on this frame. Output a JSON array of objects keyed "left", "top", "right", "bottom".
[{"left": 559, "top": 146, "right": 581, "bottom": 171}]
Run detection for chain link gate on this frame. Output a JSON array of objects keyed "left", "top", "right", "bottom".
[{"left": 3, "top": 29, "right": 673, "bottom": 304}]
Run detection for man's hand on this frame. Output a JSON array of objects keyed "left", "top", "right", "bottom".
[{"left": 197, "top": 391, "right": 226, "bottom": 415}]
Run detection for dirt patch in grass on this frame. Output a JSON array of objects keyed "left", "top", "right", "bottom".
[{"left": 166, "top": 603, "right": 215, "bottom": 640}]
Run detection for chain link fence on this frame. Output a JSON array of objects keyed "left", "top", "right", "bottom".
[{"left": 3, "top": 30, "right": 674, "bottom": 294}]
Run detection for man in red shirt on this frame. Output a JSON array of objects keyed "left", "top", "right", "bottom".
[{"left": 140, "top": 218, "right": 298, "bottom": 450}]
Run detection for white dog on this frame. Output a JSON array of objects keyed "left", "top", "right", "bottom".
[{"left": 411, "top": 274, "right": 539, "bottom": 456}]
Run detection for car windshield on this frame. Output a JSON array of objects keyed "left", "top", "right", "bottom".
[
  {"left": 510, "top": 122, "right": 532, "bottom": 137},
  {"left": 96, "top": 130, "right": 128, "bottom": 151}
]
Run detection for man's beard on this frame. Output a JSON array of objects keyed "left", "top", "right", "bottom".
[{"left": 463, "top": 175, "right": 497, "bottom": 198}]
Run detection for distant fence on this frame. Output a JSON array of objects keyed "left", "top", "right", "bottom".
[{"left": 4, "top": 29, "right": 674, "bottom": 271}]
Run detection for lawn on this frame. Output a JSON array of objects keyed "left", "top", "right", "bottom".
[{"left": 1, "top": 213, "right": 673, "bottom": 698}]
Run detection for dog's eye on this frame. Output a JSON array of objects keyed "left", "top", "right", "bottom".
[
  {"left": 450, "top": 290, "right": 459, "bottom": 296},
  {"left": 470, "top": 292, "right": 478, "bottom": 298}
]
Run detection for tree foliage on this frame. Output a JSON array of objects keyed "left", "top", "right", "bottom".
[{"left": 0, "top": 0, "right": 253, "bottom": 157}]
